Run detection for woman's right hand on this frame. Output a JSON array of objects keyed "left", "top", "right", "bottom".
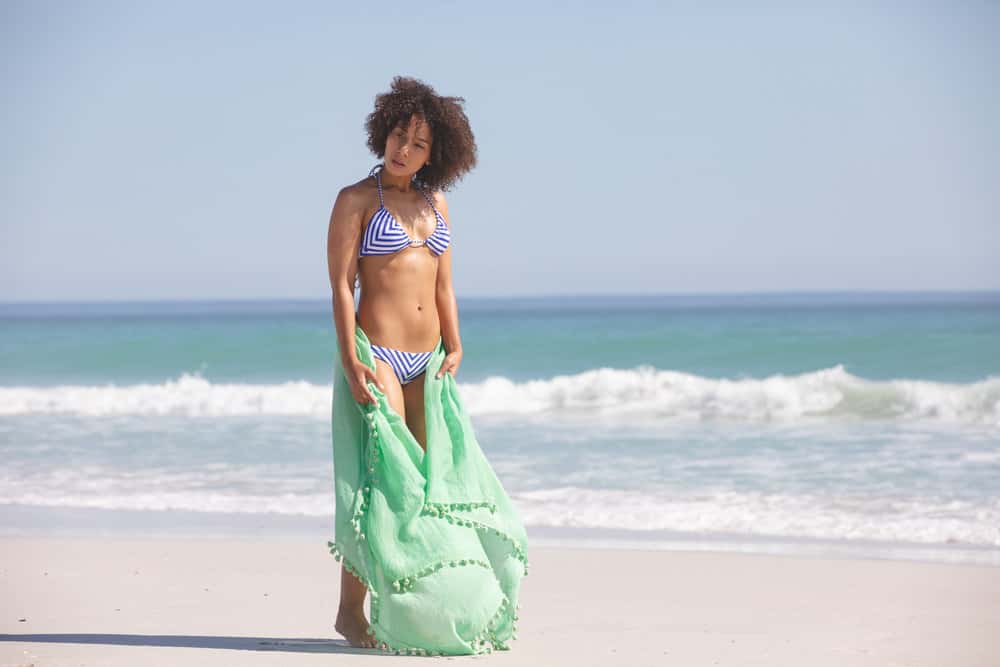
[{"left": 346, "top": 358, "right": 384, "bottom": 406}]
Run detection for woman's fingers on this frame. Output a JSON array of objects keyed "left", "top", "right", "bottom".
[
  {"left": 357, "top": 373, "right": 377, "bottom": 405},
  {"left": 436, "top": 364, "right": 458, "bottom": 379}
]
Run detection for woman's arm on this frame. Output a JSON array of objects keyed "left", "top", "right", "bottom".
[
  {"left": 434, "top": 192, "right": 462, "bottom": 359},
  {"left": 327, "top": 186, "right": 363, "bottom": 368}
]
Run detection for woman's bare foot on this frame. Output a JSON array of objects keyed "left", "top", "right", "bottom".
[{"left": 335, "top": 606, "right": 378, "bottom": 649}]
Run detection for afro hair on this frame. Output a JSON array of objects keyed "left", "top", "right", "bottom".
[{"left": 365, "top": 76, "right": 478, "bottom": 192}]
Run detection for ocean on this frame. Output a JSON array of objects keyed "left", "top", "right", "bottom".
[{"left": 1, "top": 291, "right": 998, "bottom": 566}]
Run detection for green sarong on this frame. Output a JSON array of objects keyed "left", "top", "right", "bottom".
[{"left": 327, "top": 323, "right": 529, "bottom": 656}]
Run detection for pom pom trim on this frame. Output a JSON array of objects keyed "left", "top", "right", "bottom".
[
  {"left": 326, "top": 376, "right": 524, "bottom": 655},
  {"left": 327, "top": 540, "right": 520, "bottom": 656}
]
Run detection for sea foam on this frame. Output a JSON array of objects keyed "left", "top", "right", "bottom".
[{"left": 1, "top": 365, "right": 997, "bottom": 425}]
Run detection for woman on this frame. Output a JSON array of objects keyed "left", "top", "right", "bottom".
[{"left": 325, "top": 76, "right": 528, "bottom": 656}]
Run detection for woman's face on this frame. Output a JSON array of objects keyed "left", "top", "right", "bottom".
[{"left": 384, "top": 114, "right": 432, "bottom": 177}]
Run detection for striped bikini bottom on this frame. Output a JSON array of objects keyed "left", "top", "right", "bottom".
[{"left": 370, "top": 343, "right": 435, "bottom": 386}]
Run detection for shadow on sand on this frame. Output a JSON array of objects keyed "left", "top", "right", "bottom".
[{"left": 0, "top": 633, "right": 387, "bottom": 656}]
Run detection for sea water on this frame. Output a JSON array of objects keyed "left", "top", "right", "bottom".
[{"left": 1, "top": 291, "right": 998, "bottom": 566}]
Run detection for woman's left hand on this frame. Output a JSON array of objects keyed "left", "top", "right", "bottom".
[{"left": 436, "top": 349, "right": 463, "bottom": 379}]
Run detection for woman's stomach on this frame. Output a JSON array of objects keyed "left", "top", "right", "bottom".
[{"left": 356, "top": 291, "right": 441, "bottom": 351}]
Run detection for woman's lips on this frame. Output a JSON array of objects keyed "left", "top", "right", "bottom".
[{"left": 392, "top": 159, "right": 405, "bottom": 167}]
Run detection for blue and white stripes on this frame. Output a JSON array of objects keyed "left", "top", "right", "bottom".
[
  {"left": 361, "top": 206, "right": 412, "bottom": 255},
  {"left": 359, "top": 165, "right": 451, "bottom": 258},
  {"left": 370, "top": 344, "right": 434, "bottom": 385}
]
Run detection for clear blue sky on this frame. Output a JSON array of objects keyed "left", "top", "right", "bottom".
[{"left": 2, "top": 1, "right": 997, "bottom": 301}]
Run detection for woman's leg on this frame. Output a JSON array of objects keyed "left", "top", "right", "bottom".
[
  {"left": 335, "top": 356, "right": 403, "bottom": 649},
  {"left": 401, "top": 370, "right": 429, "bottom": 451}
]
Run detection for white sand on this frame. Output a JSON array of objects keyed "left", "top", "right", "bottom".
[{"left": 1, "top": 537, "right": 997, "bottom": 666}]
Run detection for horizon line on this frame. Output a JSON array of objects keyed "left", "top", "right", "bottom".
[{"left": 2, "top": 287, "right": 999, "bottom": 307}]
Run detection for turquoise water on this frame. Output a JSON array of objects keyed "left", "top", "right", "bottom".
[{"left": 1, "top": 291, "right": 998, "bottom": 565}]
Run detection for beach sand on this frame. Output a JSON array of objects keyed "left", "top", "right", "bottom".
[{"left": 1, "top": 537, "right": 996, "bottom": 666}]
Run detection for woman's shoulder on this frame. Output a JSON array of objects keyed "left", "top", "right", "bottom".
[
  {"left": 328, "top": 177, "right": 378, "bottom": 233},
  {"left": 335, "top": 176, "right": 377, "bottom": 208},
  {"left": 342, "top": 172, "right": 377, "bottom": 195}
]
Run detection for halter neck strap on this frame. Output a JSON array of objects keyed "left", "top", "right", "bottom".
[
  {"left": 417, "top": 187, "right": 442, "bottom": 218},
  {"left": 369, "top": 163, "right": 438, "bottom": 215},
  {"left": 373, "top": 169, "right": 385, "bottom": 207}
]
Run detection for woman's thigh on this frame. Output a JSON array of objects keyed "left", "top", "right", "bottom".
[
  {"left": 401, "top": 372, "right": 427, "bottom": 450},
  {"left": 372, "top": 358, "right": 405, "bottom": 419}
]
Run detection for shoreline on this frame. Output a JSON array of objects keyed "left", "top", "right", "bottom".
[{"left": 2, "top": 502, "right": 997, "bottom": 568}]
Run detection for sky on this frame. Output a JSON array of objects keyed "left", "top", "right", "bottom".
[{"left": 2, "top": 1, "right": 998, "bottom": 301}]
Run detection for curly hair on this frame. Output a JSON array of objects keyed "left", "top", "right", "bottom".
[{"left": 365, "top": 76, "right": 477, "bottom": 192}]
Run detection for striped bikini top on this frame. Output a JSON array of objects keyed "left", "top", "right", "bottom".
[{"left": 359, "top": 164, "right": 451, "bottom": 257}]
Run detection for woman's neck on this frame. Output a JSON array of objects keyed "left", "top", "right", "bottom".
[{"left": 379, "top": 165, "right": 415, "bottom": 193}]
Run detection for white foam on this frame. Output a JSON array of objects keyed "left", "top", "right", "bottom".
[
  {"left": 2, "top": 482, "right": 996, "bottom": 549},
  {"left": 459, "top": 365, "right": 1000, "bottom": 426},
  {"left": 512, "top": 486, "right": 1000, "bottom": 548},
  {"left": 1, "top": 365, "right": 998, "bottom": 425},
  {"left": 0, "top": 489, "right": 333, "bottom": 517},
  {"left": 0, "top": 372, "right": 327, "bottom": 417}
]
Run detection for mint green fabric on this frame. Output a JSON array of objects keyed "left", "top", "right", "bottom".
[{"left": 327, "top": 323, "right": 529, "bottom": 656}]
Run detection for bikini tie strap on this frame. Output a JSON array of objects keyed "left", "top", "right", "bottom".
[
  {"left": 371, "top": 164, "right": 385, "bottom": 206},
  {"left": 417, "top": 187, "right": 437, "bottom": 215}
]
